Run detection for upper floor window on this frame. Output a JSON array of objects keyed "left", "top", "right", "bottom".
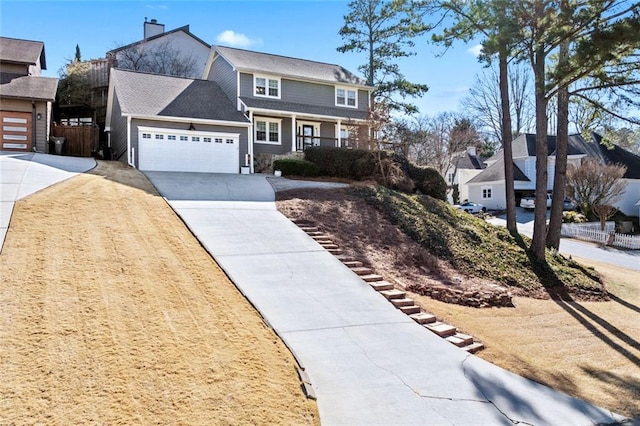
[
  {"left": 336, "top": 87, "right": 357, "bottom": 108},
  {"left": 255, "top": 75, "right": 280, "bottom": 99}
]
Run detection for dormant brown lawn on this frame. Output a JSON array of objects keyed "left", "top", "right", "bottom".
[{"left": 0, "top": 161, "right": 318, "bottom": 425}]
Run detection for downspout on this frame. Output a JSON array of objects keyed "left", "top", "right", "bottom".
[
  {"left": 126, "top": 115, "right": 134, "bottom": 166},
  {"left": 337, "top": 120, "right": 342, "bottom": 148},
  {"left": 32, "top": 102, "right": 38, "bottom": 152}
]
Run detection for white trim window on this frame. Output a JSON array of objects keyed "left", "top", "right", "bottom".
[
  {"left": 482, "top": 186, "right": 493, "bottom": 199},
  {"left": 254, "top": 75, "right": 280, "bottom": 99},
  {"left": 255, "top": 118, "right": 281, "bottom": 144},
  {"left": 336, "top": 87, "right": 357, "bottom": 108}
]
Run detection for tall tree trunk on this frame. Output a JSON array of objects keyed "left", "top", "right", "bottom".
[
  {"left": 547, "top": 38, "right": 570, "bottom": 250},
  {"left": 499, "top": 44, "right": 517, "bottom": 237},
  {"left": 530, "top": 44, "right": 549, "bottom": 261}
]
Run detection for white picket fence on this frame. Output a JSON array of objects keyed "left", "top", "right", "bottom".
[{"left": 561, "top": 222, "right": 640, "bottom": 250}]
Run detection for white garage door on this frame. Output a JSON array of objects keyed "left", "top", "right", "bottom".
[{"left": 137, "top": 127, "right": 240, "bottom": 173}]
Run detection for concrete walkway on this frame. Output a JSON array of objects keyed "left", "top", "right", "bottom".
[
  {"left": 146, "top": 171, "right": 627, "bottom": 426},
  {"left": 0, "top": 152, "right": 96, "bottom": 252}
]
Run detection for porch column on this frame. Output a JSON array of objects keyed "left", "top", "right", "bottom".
[
  {"left": 336, "top": 120, "right": 342, "bottom": 148},
  {"left": 291, "top": 115, "right": 297, "bottom": 152},
  {"left": 249, "top": 111, "right": 255, "bottom": 173}
]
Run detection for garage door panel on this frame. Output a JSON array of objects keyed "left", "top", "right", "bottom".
[
  {"left": 1, "top": 112, "right": 32, "bottom": 151},
  {"left": 138, "top": 129, "right": 239, "bottom": 173}
]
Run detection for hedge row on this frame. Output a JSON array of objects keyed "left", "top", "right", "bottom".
[{"left": 272, "top": 158, "right": 319, "bottom": 177}]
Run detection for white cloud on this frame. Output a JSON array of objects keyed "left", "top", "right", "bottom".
[
  {"left": 467, "top": 44, "right": 483, "bottom": 57},
  {"left": 145, "top": 5, "right": 169, "bottom": 10},
  {"left": 216, "top": 30, "right": 262, "bottom": 48}
]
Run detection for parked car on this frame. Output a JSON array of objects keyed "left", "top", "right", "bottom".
[
  {"left": 520, "top": 193, "right": 552, "bottom": 210},
  {"left": 562, "top": 197, "right": 577, "bottom": 211},
  {"left": 455, "top": 201, "right": 486, "bottom": 214}
]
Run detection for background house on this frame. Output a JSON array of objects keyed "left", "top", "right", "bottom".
[
  {"left": 446, "top": 146, "right": 485, "bottom": 204},
  {"left": 465, "top": 133, "right": 640, "bottom": 215},
  {"left": 0, "top": 36, "right": 58, "bottom": 152}
]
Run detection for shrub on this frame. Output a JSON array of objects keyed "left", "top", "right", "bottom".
[
  {"left": 562, "top": 211, "right": 587, "bottom": 223},
  {"left": 304, "top": 147, "right": 375, "bottom": 180},
  {"left": 407, "top": 164, "right": 447, "bottom": 201},
  {"left": 273, "top": 158, "right": 319, "bottom": 177}
]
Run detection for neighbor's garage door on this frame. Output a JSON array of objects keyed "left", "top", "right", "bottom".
[
  {"left": 138, "top": 127, "right": 239, "bottom": 173},
  {"left": 1, "top": 111, "right": 32, "bottom": 151}
]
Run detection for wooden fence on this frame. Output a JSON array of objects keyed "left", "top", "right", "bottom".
[
  {"left": 51, "top": 124, "right": 99, "bottom": 157},
  {"left": 561, "top": 222, "right": 640, "bottom": 250}
]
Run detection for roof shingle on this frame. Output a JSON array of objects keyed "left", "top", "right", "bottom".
[
  {"left": 0, "top": 37, "right": 46, "bottom": 69},
  {"left": 215, "top": 45, "right": 370, "bottom": 87},
  {"left": 111, "top": 68, "right": 249, "bottom": 123}
]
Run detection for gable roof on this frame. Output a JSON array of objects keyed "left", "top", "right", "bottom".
[
  {"left": 485, "top": 132, "right": 640, "bottom": 180},
  {"left": 110, "top": 68, "right": 249, "bottom": 123},
  {"left": 467, "top": 156, "right": 529, "bottom": 184},
  {"left": 214, "top": 45, "right": 370, "bottom": 87},
  {"left": 455, "top": 152, "right": 485, "bottom": 170},
  {"left": 0, "top": 74, "right": 58, "bottom": 101},
  {"left": 0, "top": 37, "right": 47, "bottom": 69},
  {"left": 107, "top": 25, "right": 210, "bottom": 55}
]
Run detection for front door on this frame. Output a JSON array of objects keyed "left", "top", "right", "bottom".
[{"left": 302, "top": 125, "right": 314, "bottom": 150}]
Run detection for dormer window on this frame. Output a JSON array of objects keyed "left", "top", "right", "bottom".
[
  {"left": 336, "top": 87, "right": 357, "bottom": 108},
  {"left": 255, "top": 75, "right": 280, "bottom": 99}
]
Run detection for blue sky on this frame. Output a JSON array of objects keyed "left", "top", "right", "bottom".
[{"left": 0, "top": 0, "right": 485, "bottom": 117}]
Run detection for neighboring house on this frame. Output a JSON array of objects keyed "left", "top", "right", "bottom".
[
  {"left": 107, "top": 19, "right": 211, "bottom": 79},
  {"left": 203, "top": 45, "right": 374, "bottom": 158},
  {"left": 105, "top": 68, "right": 251, "bottom": 173},
  {"left": 466, "top": 133, "right": 640, "bottom": 216},
  {"left": 446, "top": 146, "right": 485, "bottom": 204},
  {"left": 0, "top": 36, "right": 58, "bottom": 152}
]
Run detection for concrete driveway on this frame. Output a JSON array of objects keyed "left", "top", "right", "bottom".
[
  {"left": 0, "top": 151, "right": 96, "bottom": 252},
  {"left": 146, "top": 171, "right": 627, "bottom": 425},
  {"left": 487, "top": 208, "right": 640, "bottom": 271}
]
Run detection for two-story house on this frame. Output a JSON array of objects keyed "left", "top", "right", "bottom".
[
  {"left": 465, "top": 133, "right": 640, "bottom": 215},
  {"left": 203, "top": 46, "right": 373, "bottom": 160},
  {"left": 0, "top": 36, "right": 58, "bottom": 152},
  {"left": 105, "top": 45, "right": 373, "bottom": 174}
]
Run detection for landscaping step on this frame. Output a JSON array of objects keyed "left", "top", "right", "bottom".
[
  {"left": 409, "top": 312, "right": 437, "bottom": 324},
  {"left": 342, "top": 260, "right": 364, "bottom": 268},
  {"left": 299, "top": 226, "right": 319, "bottom": 232},
  {"left": 390, "top": 298, "right": 415, "bottom": 308},
  {"left": 379, "top": 289, "right": 406, "bottom": 300},
  {"left": 312, "top": 235, "right": 332, "bottom": 241},
  {"left": 369, "top": 281, "right": 394, "bottom": 291},
  {"left": 320, "top": 243, "right": 339, "bottom": 250},
  {"left": 462, "top": 342, "right": 485, "bottom": 353},
  {"left": 306, "top": 231, "right": 324, "bottom": 237},
  {"left": 398, "top": 305, "right": 421, "bottom": 315},
  {"left": 424, "top": 322, "right": 457, "bottom": 337},
  {"left": 350, "top": 266, "right": 374, "bottom": 276},
  {"left": 327, "top": 248, "right": 343, "bottom": 255},
  {"left": 360, "top": 274, "right": 384, "bottom": 282},
  {"left": 445, "top": 333, "right": 474, "bottom": 347}
]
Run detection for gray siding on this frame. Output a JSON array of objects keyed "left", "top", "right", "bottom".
[
  {"left": 108, "top": 91, "right": 129, "bottom": 162},
  {"left": 253, "top": 116, "right": 291, "bottom": 156},
  {"left": 240, "top": 72, "right": 368, "bottom": 114},
  {"left": 210, "top": 55, "right": 237, "bottom": 104},
  {"left": 129, "top": 119, "right": 249, "bottom": 168}
]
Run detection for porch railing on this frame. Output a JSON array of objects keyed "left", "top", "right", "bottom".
[{"left": 295, "top": 134, "right": 357, "bottom": 151}]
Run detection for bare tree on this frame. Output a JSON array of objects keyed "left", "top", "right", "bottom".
[
  {"left": 565, "top": 158, "right": 627, "bottom": 229},
  {"left": 113, "top": 39, "right": 199, "bottom": 78},
  {"left": 461, "top": 62, "right": 534, "bottom": 145}
]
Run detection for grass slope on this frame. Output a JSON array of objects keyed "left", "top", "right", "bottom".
[{"left": 357, "top": 186, "right": 606, "bottom": 298}]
